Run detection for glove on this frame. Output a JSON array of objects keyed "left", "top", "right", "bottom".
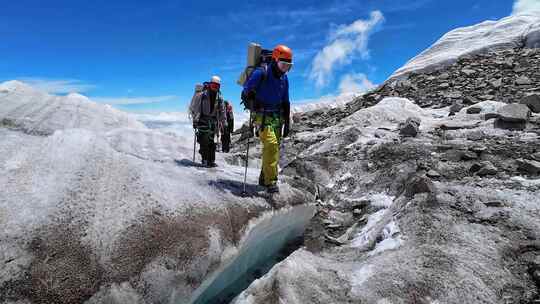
[{"left": 282, "top": 121, "right": 290, "bottom": 138}]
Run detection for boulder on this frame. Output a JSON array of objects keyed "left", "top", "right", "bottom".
[
  {"left": 503, "top": 58, "right": 514, "bottom": 69},
  {"left": 490, "top": 78, "right": 502, "bottom": 89},
  {"left": 484, "top": 113, "right": 500, "bottom": 120},
  {"left": 497, "top": 103, "right": 531, "bottom": 123},
  {"left": 516, "top": 158, "right": 540, "bottom": 174},
  {"left": 404, "top": 174, "right": 436, "bottom": 198},
  {"left": 494, "top": 119, "right": 527, "bottom": 131},
  {"left": 397, "top": 79, "right": 413, "bottom": 89},
  {"left": 399, "top": 117, "right": 421, "bottom": 137},
  {"left": 461, "top": 151, "right": 478, "bottom": 161},
  {"left": 461, "top": 69, "right": 476, "bottom": 76},
  {"left": 439, "top": 83, "right": 450, "bottom": 89},
  {"left": 449, "top": 102, "right": 465, "bottom": 114},
  {"left": 476, "top": 161, "right": 498, "bottom": 176},
  {"left": 426, "top": 170, "right": 441, "bottom": 178},
  {"left": 515, "top": 76, "right": 532, "bottom": 85},
  {"left": 466, "top": 106, "right": 482, "bottom": 114},
  {"left": 445, "top": 92, "right": 462, "bottom": 99},
  {"left": 520, "top": 94, "right": 540, "bottom": 113},
  {"left": 463, "top": 96, "right": 479, "bottom": 105}
]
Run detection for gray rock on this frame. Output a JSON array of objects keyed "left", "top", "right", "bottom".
[
  {"left": 439, "top": 83, "right": 450, "bottom": 89},
  {"left": 462, "top": 69, "right": 476, "bottom": 76},
  {"left": 439, "top": 72, "right": 450, "bottom": 80},
  {"left": 532, "top": 152, "right": 540, "bottom": 162},
  {"left": 463, "top": 96, "right": 479, "bottom": 105},
  {"left": 484, "top": 201, "right": 505, "bottom": 208},
  {"left": 516, "top": 158, "right": 540, "bottom": 174},
  {"left": 490, "top": 78, "right": 502, "bottom": 89},
  {"left": 498, "top": 104, "right": 531, "bottom": 123},
  {"left": 471, "top": 145, "right": 487, "bottom": 153},
  {"left": 397, "top": 79, "right": 412, "bottom": 89},
  {"left": 445, "top": 92, "right": 462, "bottom": 99},
  {"left": 399, "top": 117, "right": 421, "bottom": 137},
  {"left": 449, "top": 102, "right": 465, "bottom": 114},
  {"left": 478, "top": 95, "right": 494, "bottom": 101},
  {"left": 404, "top": 174, "right": 436, "bottom": 198},
  {"left": 477, "top": 161, "right": 498, "bottom": 176},
  {"left": 461, "top": 151, "right": 478, "bottom": 161},
  {"left": 515, "top": 76, "right": 532, "bottom": 85},
  {"left": 494, "top": 119, "right": 527, "bottom": 131},
  {"left": 426, "top": 170, "right": 441, "bottom": 178},
  {"left": 520, "top": 94, "right": 540, "bottom": 113},
  {"left": 466, "top": 131, "right": 485, "bottom": 141},
  {"left": 503, "top": 58, "right": 514, "bottom": 68},
  {"left": 484, "top": 113, "right": 500, "bottom": 120},
  {"left": 466, "top": 106, "right": 482, "bottom": 114}
]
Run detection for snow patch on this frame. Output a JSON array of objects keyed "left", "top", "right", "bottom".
[
  {"left": 458, "top": 100, "right": 506, "bottom": 115},
  {"left": 367, "top": 193, "right": 395, "bottom": 208},
  {"left": 391, "top": 14, "right": 540, "bottom": 79},
  {"left": 350, "top": 264, "right": 375, "bottom": 296},
  {"left": 345, "top": 97, "right": 424, "bottom": 129},
  {"left": 510, "top": 176, "right": 540, "bottom": 187},
  {"left": 292, "top": 93, "right": 359, "bottom": 113},
  {"left": 350, "top": 209, "right": 387, "bottom": 248},
  {"left": 368, "top": 220, "right": 403, "bottom": 256}
]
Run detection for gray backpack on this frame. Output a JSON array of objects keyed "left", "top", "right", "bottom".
[{"left": 189, "top": 83, "right": 205, "bottom": 123}]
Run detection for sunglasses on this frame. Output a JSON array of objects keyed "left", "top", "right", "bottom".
[{"left": 277, "top": 60, "right": 293, "bottom": 73}]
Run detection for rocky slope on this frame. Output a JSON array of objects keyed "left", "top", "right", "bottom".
[{"left": 232, "top": 14, "right": 540, "bottom": 304}]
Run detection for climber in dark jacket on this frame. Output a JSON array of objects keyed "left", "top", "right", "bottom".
[
  {"left": 221, "top": 100, "right": 234, "bottom": 153},
  {"left": 242, "top": 45, "right": 292, "bottom": 193},
  {"left": 189, "top": 76, "right": 227, "bottom": 167}
]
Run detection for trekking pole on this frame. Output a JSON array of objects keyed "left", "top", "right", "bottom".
[
  {"left": 193, "top": 129, "right": 197, "bottom": 162},
  {"left": 242, "top": 113, "right": 252, "bottom": 195}
]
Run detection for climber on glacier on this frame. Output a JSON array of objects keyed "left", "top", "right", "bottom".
[
  {"left": 221, "top": 100, "right": 234, "bottom": 153},
  {"left": 242, "top": 45, "right": 292, "bottom": 193},
  {"left": 189, "top": 76, "right": 227, "bottom": 167}
]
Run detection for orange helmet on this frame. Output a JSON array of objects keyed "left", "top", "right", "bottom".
[{"left": 272, "top": 45, "right": 293, "bottom": 63}]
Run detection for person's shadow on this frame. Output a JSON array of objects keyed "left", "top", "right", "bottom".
[
  {"left": 175, "top": 159, "right": 272, "bottom": 202},
  {"left": 208, "top": 178, "right": 267, "bottom": 198},
  {"left": 174, "top": 158, "right": 205, "bottom": 168}
]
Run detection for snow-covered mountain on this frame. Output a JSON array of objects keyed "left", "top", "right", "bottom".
[{"left": 391, "top": 14, "right": 540, "bottom": 79}]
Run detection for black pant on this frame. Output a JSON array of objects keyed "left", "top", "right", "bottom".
[
  {"left": 196, "top": 118, "right": 216, "bottom": 164},
  {"left": 221, "top": 128, "right": 231, "bottom": 152}
]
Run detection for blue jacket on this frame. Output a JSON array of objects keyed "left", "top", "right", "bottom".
[{"left": 243, "top": 63, "right": 289, "bottom": 113}]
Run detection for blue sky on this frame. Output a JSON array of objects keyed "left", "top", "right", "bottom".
[{"left": 0, "top": 0, "right": 520, "bottom": 113}]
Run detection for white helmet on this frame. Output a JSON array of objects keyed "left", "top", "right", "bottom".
[{"left": 210, "top": 75, "right": 221, "bottom": 84}]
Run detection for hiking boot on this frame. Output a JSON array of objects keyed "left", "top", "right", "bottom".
[
  {"left": 208, "top": 162, "right": 218, "bottom": 168},
  {"left": 201, "top": 160, "right": 208, "bottom": 167},
  {"left": 266, "top": 184, "right": 279, "bottom": 193}
]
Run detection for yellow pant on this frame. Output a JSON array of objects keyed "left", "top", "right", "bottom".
[{"left": 259, "top": 125, "right": 280, "bottom": 186}]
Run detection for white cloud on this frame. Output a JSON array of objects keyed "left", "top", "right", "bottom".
[
  {"left": 17, "top": 77, "right": 95, "bottom": 94},
  {"left": 309, "top": 11, "right": 384, "bottom": 88},
  {"left": 512, "top": 0, "right": 540, "bottom": 15},
  {"left": 338, "top": 73, "right": 376, "bottom": 94},
  {"left": 92, "top": 95, "right": 179, "bottom": 105}
]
